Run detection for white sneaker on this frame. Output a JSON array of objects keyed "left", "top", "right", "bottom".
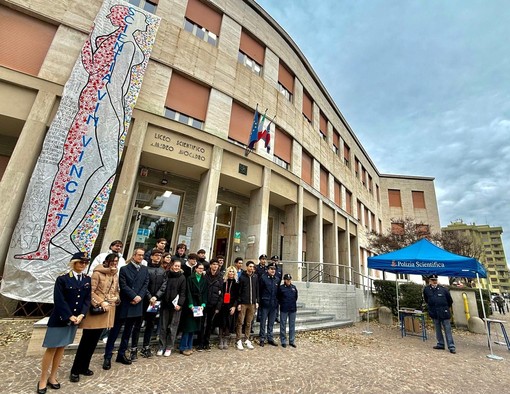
[
  {"left": 102, "top": 337, "right": 108, "bottom": 344},
  {"left": 156, "top": 349, "right": 164, "bottom": 356},
  {"left": 164, "top": 349, "right": 171, "bottom": 357},
  {"left": 245, "top": 339, "right": 254, "bottom": 350},
  {"left": 236, "top": 340, "right": 244, "bottom": 350}
]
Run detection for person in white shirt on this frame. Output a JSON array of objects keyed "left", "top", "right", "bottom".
[{"left": 88, "top": 240, "right": 126, "bottom": 275}]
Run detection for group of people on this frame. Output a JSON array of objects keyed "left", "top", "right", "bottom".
[{"left": 36, "top": 240, "right": 298, "bottom": 393}]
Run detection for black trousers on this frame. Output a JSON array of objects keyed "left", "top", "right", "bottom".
[
  {"left": 71, "top": 328, "right": 102, "bottom": 374},
  {"left": 198, "top": 306, "right": 217, "bottom": 347}
]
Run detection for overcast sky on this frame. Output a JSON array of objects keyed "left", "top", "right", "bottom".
[{"left": 257, "top": 0, "right": 510, "bottom": 260}]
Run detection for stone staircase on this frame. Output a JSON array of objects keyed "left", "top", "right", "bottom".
[{"left": 253, "top": 302, "right": 353, "bottom": 334}]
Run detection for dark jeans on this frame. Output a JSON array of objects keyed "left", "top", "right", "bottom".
[
  {"left": 71, "top": 328, "right": 102, "bottom": 373},
  {"left": 179, "top": 331, "right": 194, "bottom": 351},
  {"left": 159, "top": 308, "right": 181, "bottom": 350},
  {"left": 105, "top": 315, "right": 142, "bottom": 359}
]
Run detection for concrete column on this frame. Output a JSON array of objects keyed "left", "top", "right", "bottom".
[
  {"left": 100, "top": 119, "right": 148, "bottom": 251},
  {"left": 283, "top": 185, "right": 303, "bottom": 280},
  {"left": 191, "top": 145, "right": 223, "bottom": 255},
  {"left": 245, "top": 167, "right": 271, "bottom": 261},
  {"left": 0, "top": 90, "right": 57, "bottom": 274},
  {"left": 305, "top": 199, "right": 322, "bottom": 282},
  {"left": 338, "top": 219, "right": 350, "bottom": 283},
  {"left": 323, "top": 220, "right": 335, "bottom": 282}
]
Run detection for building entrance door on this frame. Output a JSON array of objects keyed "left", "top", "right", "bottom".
[
  {"left": 212, "top": 203, "right": 235, "bottom": 262},
  {"left": 125, "top": 209, "right": 176, "bottom": 255},
  {"left": 124, "top": 183, "right": 182, "bottom": 255}
]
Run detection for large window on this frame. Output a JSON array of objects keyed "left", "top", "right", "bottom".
[
  {"left": 184, "top": 0, "right": 222, "bottom": 46},
  {"left": 128, "top": 0, "right": 157, "bottom": 13},
  {"left": 301, "top": 151, "right": 313, "bottom": 186},
  {"left": 238, "top": 29, "right": 264, "bottom": 76},
  {"left": 319, "top": 111, "right": 328, "bottom": 141},
  {"left": 343, "top": 141, "right": 350, "bottom": 167},
  {"left": 345, "top": 189, "right": 352, "bottom": 215},
  {"left": 228, "top": 102, "right": 254, "bottom": 145},
  {"left": 302, "top": 89, "right": 313, "bottom": 123},
  {"left": 334, "top": 180, "right": 342, "bottom": 208},
  {"left": 388, "top": 189, "right": 402, "bottom": 207},
  {"left": 320, "top": 167, "right": 328, "bottom": 196},
  {"left": 0, "top": 6, "right": 57, "bottom": 76},
  {"left": 333, "top": 129, "right": 340, "bottom": 155},
  {"left": 278, "top": 61, "right": 294, "bottom": 101},
  {"left": 165, "top": 73, "right": 210, "bottom": 129},
  {"left": 412, "top": 191, "right": 426, "bottom": 209},
  {"left": 274, "top": 126, "right": 292, "bottom": 170}
]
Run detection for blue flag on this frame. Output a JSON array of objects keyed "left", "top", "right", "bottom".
[{"left": 247, "top": 107, "right": 260, "bottom": 150}]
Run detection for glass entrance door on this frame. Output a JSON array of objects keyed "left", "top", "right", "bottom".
[
  {"left": 212, "top": 203, "right": 235, "bottom": 262},
  {"left": 125, "top": 209, "right": 176, "bottom": 255},
  {"left": 124, "top": 183, "right": 182, "bottom": 256}
]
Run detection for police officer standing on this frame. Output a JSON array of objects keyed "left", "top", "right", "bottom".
[{"left": 423, "top": 274, "right": 455, "bottom": 354}]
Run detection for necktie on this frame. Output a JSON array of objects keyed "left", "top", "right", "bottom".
[{"left": 77, "top": 274, "right": 82, "bottom": 282}]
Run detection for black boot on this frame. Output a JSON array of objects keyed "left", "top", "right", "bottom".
[
  {"left": 102, "top": 357, "right": 111, "bottom": 370},
  {"left": 129, "top": 348, "right": 138, "bottom": 361},
  {"left": 115, "top": 354, "right": 132, "bottom": 365}
]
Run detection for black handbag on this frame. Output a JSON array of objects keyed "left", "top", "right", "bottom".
[{"left": 89, "top": 305, "right": 106, "bottom": 315}]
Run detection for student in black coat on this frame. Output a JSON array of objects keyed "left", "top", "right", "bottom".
[
  {"left": 197, "top": 258, "right": 223, "bottom": 350},
  {"left": 103, "top": 248, "right": 149, "bottom": 368}
]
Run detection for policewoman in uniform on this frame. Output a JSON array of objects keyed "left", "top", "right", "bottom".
[{"left": 37, "top": 252, "right": 91, "bottom": 394}]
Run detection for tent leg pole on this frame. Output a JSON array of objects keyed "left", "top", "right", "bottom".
[{"left": 477, "top": 272, "right": 503, "bottom": 360}]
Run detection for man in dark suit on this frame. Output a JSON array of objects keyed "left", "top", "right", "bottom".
[{"left": 103, "top": 248, "right": 149, "bottom": 369}]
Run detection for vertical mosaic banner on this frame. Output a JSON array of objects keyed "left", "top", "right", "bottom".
[{"left": 1, "top": 0, "right": 160, "bottom": 302}]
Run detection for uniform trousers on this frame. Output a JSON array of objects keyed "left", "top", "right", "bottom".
[{"left": 279, "top": 310, "right": 296, "bottom": 345}]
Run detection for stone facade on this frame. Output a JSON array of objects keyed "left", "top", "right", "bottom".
[{"left": 0, "top": 0, "right": 441, "bottom": 297}]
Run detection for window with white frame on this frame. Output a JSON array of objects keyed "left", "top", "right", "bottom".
[
  {"left": 164, "top": 108, "right": 204, "bottom": 130},
  {"left": 237, "top": 51, "right": 262, "bottom": 75},
  {"left": 183, "top": 18, "right": 218, "bottom": 46}
]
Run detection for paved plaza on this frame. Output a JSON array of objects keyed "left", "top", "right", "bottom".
[{"left": 2, "top": 314, "right": 510, "bottom": 394}]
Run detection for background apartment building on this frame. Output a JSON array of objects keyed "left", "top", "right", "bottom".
[
  {"left": 0, "top": 0, "right": 441, "bottom": 307},
  {"left": 443, "top": 222, "right": 510, "bottom": 295}
]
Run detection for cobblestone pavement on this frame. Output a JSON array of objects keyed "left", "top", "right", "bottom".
[{"left": 2, "top": 313, "right": 510, "bottom": 394}]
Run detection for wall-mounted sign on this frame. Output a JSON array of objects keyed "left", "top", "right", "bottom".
[{"left": 144, "top": 127, "right": 211, "bottom": 168}]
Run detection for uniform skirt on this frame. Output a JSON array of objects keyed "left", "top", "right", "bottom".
[{"left": 42, "top": 325, "right": 78, "bottom": 348}]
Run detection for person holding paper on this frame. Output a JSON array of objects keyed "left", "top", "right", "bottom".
[
  {"left": 131, "top": 248, "right": 167, "bottom": 359},
  {"left": 179, "top": 263, "right": 208, "bottom": 355},
  {"left": 158, "top": 258, "right": 186, "bottom": 357}
]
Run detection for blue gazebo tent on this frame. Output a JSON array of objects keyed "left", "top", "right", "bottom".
[
  {"left": 367, "top": 238, "right": 487, "bottom": 278},
  {"left": 368, "top": 239, "right": 500, "bottom": 359}
]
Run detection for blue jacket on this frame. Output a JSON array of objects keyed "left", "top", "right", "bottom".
[
  {"left": 423, "top": 285, "right": 453, "bottom": 320},
  {"left": 47, "top": 272, "right": 91, "bottom": 327},
  {"left": 278, "top": 283, "right": 298, "bottom": 313},
  {"left": 118, "top": 262, "right": 149, "bottom": 319},
  {"left": 259, "top": 273, "right": 279, "bottom": 309}
]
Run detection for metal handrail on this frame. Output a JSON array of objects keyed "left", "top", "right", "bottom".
[{"left": 280, "top": 260, "right": 374, "bottom": 293}]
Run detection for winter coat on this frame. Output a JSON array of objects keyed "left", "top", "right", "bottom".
[
  {"left": 172, "top": 252, "right": 188, "bottom": 266},
  {"left": 423, "top": 285, "right": 453, "bottom": 320},
  {"left": 117, "top": 262, "right": 149, "bottom": 319},
  {"left": 218, "top": 278, "right": 239, "bottom": 330},
  {"left": 182, "top": 261, "right": 196, "bottom": 278},
  {"left": 145, "top": 263, "right": 167, "bottom": 302},
  {"left": 180, "top": 273, "right": 208, "bottom": 333},
  {"left": 204, "top": 269, "right": 223, "bottom": 311},
  {"left": 259, "top": 273, "right": 279, "bottom": 309},
  {"left": 278, "top": 283, "right": 298, "bottom": 313},
  {"left": 47, "top": 272, "right": 91, "bottom": 327},
  {"left": 81, "top": 265, "right": 119, "bottom": 330},
  {"left": 162, "top": 269, "right": 187, "bottom": 309},
  {"left": 238, "top": 271, "right": 259, "bottom": 305}
]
